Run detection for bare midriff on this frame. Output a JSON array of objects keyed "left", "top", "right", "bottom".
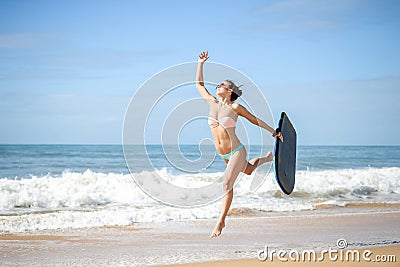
[{"left": 210, "top": 126, "right": 241, "bottom": 155}]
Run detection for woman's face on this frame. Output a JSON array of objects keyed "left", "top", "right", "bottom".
[{"left": 216, "top": 80, "right": 232, "bottom": 98}]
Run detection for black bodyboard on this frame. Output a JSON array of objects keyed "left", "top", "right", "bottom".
[{"left": 274, "top": 112, "right": 296, "bottom": 195}]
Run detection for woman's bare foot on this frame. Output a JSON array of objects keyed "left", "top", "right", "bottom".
[{"left": 210, "top": 221, "right": 225, "bottom": 238}]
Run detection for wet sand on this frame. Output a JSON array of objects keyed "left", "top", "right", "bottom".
[{"left": 1, "top": 206, "right": 399, "bottom": 266}]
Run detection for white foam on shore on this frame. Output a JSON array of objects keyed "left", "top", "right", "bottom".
[{"left": 0, "top": 167, "right": 399, "bottom": 233}]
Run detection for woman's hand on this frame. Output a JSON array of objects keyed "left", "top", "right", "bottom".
[
  {"left": 198, "top": 51, "right": 209, "bottom": 63},
  {"left": 276, "top": 132, "right": 283, "bottom": 142},
  {"left": 273, "top": 131, "right": 284, "bottom": 142}
]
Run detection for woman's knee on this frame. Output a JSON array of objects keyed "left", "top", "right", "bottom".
[
  {"left": 243, "top": 164, "right": 252, "bottom": 175},
  {"left": 244, "top": 169, "right": 252, "bottom": 175}
]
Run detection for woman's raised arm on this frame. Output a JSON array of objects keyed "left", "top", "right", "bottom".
[{"left": 196, "top": 51, "right": 215, "bottom": 101}]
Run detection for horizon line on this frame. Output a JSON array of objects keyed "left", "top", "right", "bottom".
[{"left": 0, "top": 143, "right": 399, "bottom": 147}]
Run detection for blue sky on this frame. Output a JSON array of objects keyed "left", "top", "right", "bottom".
[{"left": 0, "top": 0, "right": 399, "bottom": 145}]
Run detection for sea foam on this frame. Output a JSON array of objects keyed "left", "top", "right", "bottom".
[{"left": 0, "top": 167, "right": 399, "bottom": 232}]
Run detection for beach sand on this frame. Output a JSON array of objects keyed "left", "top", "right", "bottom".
[
  {"left": 172, "top": 245, "right": 400, "bottom": 266},
  {"left": 1, "top": 206, "right": 399, "bottom": 266}
]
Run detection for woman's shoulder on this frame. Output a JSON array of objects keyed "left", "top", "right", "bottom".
[
  {"left": 231, "top": 102, "right": 242, "bottom": 110},
  {"left": 230, "top": 102, "right": 242, "bottom": 115}
]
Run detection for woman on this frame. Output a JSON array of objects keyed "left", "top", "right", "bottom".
[{"left": 196, "top": 51, "right": 283, "bottom": 238}]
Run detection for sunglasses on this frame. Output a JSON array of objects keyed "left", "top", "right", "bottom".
[{"left": 215, "top": 83, "right": 230, "bottom": 90}]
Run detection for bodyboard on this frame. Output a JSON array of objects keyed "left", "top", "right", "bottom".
[{"left": 274, "top": 112, "right": 296, "bottom": 195}]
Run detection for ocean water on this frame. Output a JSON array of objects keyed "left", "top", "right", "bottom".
[{"left": 0, "top": 145, "right": 399, "bottom": 233}]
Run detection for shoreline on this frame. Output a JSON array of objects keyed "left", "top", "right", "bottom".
[{"left": 1, "top": 206, "right": 400, "bottom": 266}]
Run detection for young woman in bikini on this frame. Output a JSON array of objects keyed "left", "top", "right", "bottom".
[{"left": 196, "top": 51, "right": 283, "bottom": 238}]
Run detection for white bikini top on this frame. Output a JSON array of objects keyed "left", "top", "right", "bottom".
[{"left": 207, "top": 100, "right": 238, "bottom": 129}]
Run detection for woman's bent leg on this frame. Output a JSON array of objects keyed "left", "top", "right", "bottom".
[{"left": 243, "top": 151, "right": 273, "bottom": 175}]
